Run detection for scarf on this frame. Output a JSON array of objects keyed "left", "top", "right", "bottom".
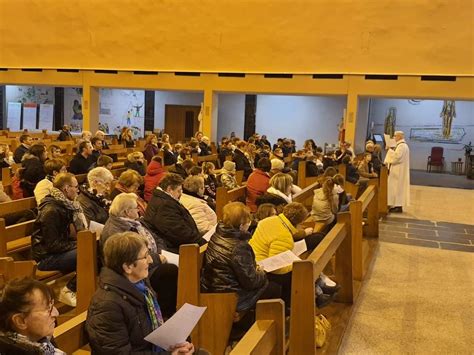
[
  {"left": 120, "top": 217, "right": 158, "bottom": 254},
  {"left": 0, "top": 331, "right": 64, "bottom": 355},
  {"left": 49, "top": 188, "right": 88, "bottom": 232}
]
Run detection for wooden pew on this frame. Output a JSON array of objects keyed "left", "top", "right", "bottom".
[
  {"left": 289, "top": 212, "right": 353, "bottom": 354},
  {"left": 0, "top": 196, "right": 36, "bottom": 218},
  {"left": 349, "top": 183, "right": 379, "bottom": 282},
  {"left": 75, "top": 230, "right": 98, "bottom": 314},
  {"left": 230, "top": 299, "right": 285, "bottom": 355},
  {"left": 54, "top": 311, "right": 89, "bottom": 354},
  {"left": 0, "top": 257, "right": 36, "bottom": 288},
  {"left": 293, "top": 181, "right": 327, "bottom": 233},
  {"left": 177, "top": 244, "right": 238, "bottom": 355},
  {"left": 378, "top": 165, "right": 388, "bottom": 216},
  {"left": 297, "top": 160, "right": 319, "bottom": 188},
  {"left": 337, "top": 164, "right": 359, "bottom": 198},
  {"left": 191, "top": 153, "right": 221, "bottom": 168},
  {"left": 215, "top": 185, "right": 247, "bottom": 221}
]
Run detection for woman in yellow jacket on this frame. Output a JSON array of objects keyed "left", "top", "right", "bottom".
[
  {"left": 250, "top": 202, "right": 307, "bottom": 308},
  {"left": 250, "top": 202, "right": 338, "bottom": 309}
]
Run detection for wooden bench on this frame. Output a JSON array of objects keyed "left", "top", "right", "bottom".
[
  {"left": 230, "top": 300, "right": 285, "bottom": 355},
  {"left": 54, "top": 311, "right": 90, "bottom": 354},
  {"left": 0, "top": 196, "right": 37, "bottom": 218},
  {"left": 215, "top": 185, "right": 247, "bottom": 221},
  {"left": 297, "top": 160, "right": 319, "bottom": 188},
  {"left": 177, "top": 244, "right": 238, "bottom": 355},
  {"left": 336, "top": 164, "right": 360, "bottom": 199},
  {"left": 289, "top": 212, "right": 353, "bottom": 354},
  {"left": 0, "top": 257, "right": 36, "bottom": 288},
  {"left": 191, "top": 153, "right": 221, "bottom": 168}
]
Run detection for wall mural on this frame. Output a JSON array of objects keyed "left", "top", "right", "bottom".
[
  {"left": 409, "top": 127, "right": 466, "bottom": 143},
  {"left": 64, "top": 88, "right": 83, "bottom": 132}
]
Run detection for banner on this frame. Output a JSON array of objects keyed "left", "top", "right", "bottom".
[
  {"left": 39, "top": 103, "right": 54, "bottom": 131},
  {"left": 7, "top": 102, "right": 22, "bottom": 131},
  {"left": 23, "top": 103, "right": 37, "bottom": 129}
]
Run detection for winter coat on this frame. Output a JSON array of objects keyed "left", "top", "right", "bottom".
[
  {"left": 76, "top": 186, "right": 110, "bottom": 224},
  {"left": 311, "top": 188, "right": 338, "bottom": 223},
  {"left": 69, "top": 153, "right": 95, "bottom": 175},
  {"left": 204, "top": 174, "right": 218, "bottom": 199},
  {"left": 345, "top": 163, "right": 360, "bottom": 184},
  {"left": 13, "top": 144, "right": 29, "bottom": 163},
  {"left": 20, "top": 156, "right": 46, "bottom": 197},
  {"left": 124, "top": 160, "right": 146, "bottom": 176},
  {"left": 199, "top": 142, "right": 212, "bottom": 156},
  {"left": 220, "top": 172, "right": 238, "bottom": 189},
  {"left": 233, "top": 149, "right": 253, "bottom": 179},
  {"left": 143, "top": 143, "right": 160, "bottom": 163},
  {"left": 58, "top": 129, "right": 73, "bottom": 141},
  {"left": 163, "top": 150, "right": 176, "bottom": 166},
  {"left": 31, "top": 196, "right": 76, "bottom": 261},
  {"left": 86, "top": 267, "right": 170, "bottom": 354},
  {"left": 143, "top": 188, "right": 206, "bottom": 253},
  {"left": 167, "top": 163, "right": 187, "bottom": 179},
  {"left": 144, "top": 160, "right": 166, "bottom": 202},
  {"left": 180, "top": 192, "right": 217, "bottom": 235},
  {"left": 249, "top": 214, "right": 297, "bottom": 274},
  {"left": 246, "top": 169, "right": 270, "bottom": 212},
  {"left": 201, "top": 223, "right": 268, "bottom": 312}
]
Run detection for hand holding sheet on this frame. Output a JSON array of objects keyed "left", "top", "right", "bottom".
[{"left": 257, "top": 250, "right": 301, "bottom": 272}]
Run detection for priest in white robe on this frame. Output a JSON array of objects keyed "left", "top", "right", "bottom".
[{"left": 384, "top": 131, "right": 410, "bottom": 212}]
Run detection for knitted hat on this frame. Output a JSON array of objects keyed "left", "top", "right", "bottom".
[
  {"left": 223, "top": 160, "right": 236, "bottom": 172},
  {"left": 271, "top": 158, "right": 285, "bottom": 171}
]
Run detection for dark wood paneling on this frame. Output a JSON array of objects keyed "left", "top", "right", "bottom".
[
  {"left": 144, "top": 91, "right": 155, "bottom": 132},
  {"left": 244, "top": 94, "right": 257, "bottom": 140},
  {"left": 54, "top": 87, "right": 64, "bottom": 131}
]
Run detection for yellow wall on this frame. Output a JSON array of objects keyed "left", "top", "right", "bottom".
[{"left": 1, "top": 0, "right": 473, "bottom": 75}]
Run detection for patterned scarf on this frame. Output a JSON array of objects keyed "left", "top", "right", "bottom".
[
  {"left": 0, "top": 332, "right": 64, "bottom": 354},
  {"left": 120, "top": 217, "right": 158, "bottom": 254},
  {"left": 49, "top": 187, "right": 88, "bottom": 232}
]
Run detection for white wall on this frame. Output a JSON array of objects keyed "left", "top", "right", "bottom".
[
  {"left": 154, "top": 91, "right": 203, "bottom": 130},
  {"left": 255, "top": 95, "right": 346, "bottom": 150},
  {"left": 369, "top": 99, "right": 474, "bottom": 170},
  {"left": 217, "top": 94, "right": 245, "bottom": 140}
]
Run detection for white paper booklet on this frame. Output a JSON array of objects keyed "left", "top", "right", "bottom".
[
  {"left": 384, "top": 134, "right": 396, "bottom": 148},
  {"left": 161, "top": 250, "right": 179, "bottom": 267},
  {"left": 202, "top": 224, "right": 217, "bottom": 242},
  {"left": 292, "top": 239, "right": 307, "bottom": 256},
  {"left": 88, "top": 221, "right": 104, "bottom": 237},
  {"left": 144, "top": 303, "right": 207, "bottom": 350},
  {"left": 257, "top": 250, "right": 301, "bottom": 272}
]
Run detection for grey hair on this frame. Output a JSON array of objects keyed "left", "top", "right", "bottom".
[
  {"left": 109, "top": 193, "right": 138, "bottom": 217},
  {"left": 87, "top": 167, "right": 114, "bottom": 189}
]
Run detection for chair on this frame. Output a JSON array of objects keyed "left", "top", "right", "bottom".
[{"left": 427, "top": 147, "right": 444, "bottom": 172}]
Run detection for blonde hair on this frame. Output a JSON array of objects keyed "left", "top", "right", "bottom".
[
  {"left": 223, "top": 202, "right": 251, "bottom": 228},
  {"left": 127, "top": 151, "right": 144, "bottom": 163},
  {"left": 118, "top": 169, "right": 143, "bottom": 187},
  {"left": 183, "top": 175, "right": 204, "bottom": 193},
  {"left": 269, "top": 173, "right": 293, "bottom": 195},
  {"left": 109, "top": 193, "right": 138, "bottom": 217}
]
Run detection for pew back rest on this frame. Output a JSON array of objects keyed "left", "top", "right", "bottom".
[
  {"left": 0, "top": 197, "right": 37, "bottom": 218},
  {"left": 0, "top": 218, "right": 34, "bottom": 257},
  {"left": 215, "top": 185, "right": 247, "bottom": 221},
  {"left": 0, "top": 257, "right": 37, "bottom": 288},
  {"left": 53, "top": 311, "right": 89, "bottom": 354}
]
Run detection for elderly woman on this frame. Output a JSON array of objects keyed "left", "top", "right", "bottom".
[
  {"left": 180, "top": 175, "right": 217, "bottom": 235},
  {"left": 220, "top": 161, "right": 239, "bottom": 189},
  {"left": 101, "top": 193, "right": 177, "bottom": 318},
  {"left": 124, "top": 151, "right": 146, "bottom": 176},
  {"left": 256, "top": 173, "right": 302, "bottom": 213},
  {"left": 143, "top": 134, "right": 160, "bottom": 163},
  {"left": 110, "top": 169, "right": 147, "bottom": 216},
  {"left": 0, "top": 279, "right": 61, "bottom": 354},
  {"left": 77, "top": 167, "right": 114, "bottom": 224},
  {"left": 86, "top": 232, "right": 194, "bottom": 354},
  {"left": 250, "top": 203, "right": 337, "bottom": 309}
]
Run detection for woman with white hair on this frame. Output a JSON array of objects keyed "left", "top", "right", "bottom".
[
  {"left": 180, "top": 176, "right": 217, "bottom": 235},
  {"left": 124, "top": 151, "right": 146, "bottom": 176},
  {"left": 77, "top": 167, "right": 114, "bottom": 224}
]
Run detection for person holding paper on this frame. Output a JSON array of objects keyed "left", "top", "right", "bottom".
[
  {"left": 250, "top": 203, "right": 337, "bottom": 309},
  {"left": 86, "top": 232, "right": 195, "bottom": 354},
  {"left": 201, "top": 202, "right": 280, "bottom": 331},
  {"left": 384, "top": 130, "right": 410, "bottom": 213}
]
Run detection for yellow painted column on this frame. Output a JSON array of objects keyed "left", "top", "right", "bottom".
[
  {"left": 345, "top": 92, "right": 358, "bottom": 146},
  {"left": 202, "top": 89, "right": 218, "bottom": 142},
  {"left": 82, "top": 84, "right": 99, "bottom": 133}
]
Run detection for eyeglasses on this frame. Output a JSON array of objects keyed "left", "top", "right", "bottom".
[
  {"left": 135, "top": 250, "right": 150, "bottom": 261},
  {"left": 24, "top": 300, "right": 55, "bottom": 317}
]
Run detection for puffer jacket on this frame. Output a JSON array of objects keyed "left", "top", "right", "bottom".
[
  {"left": 77, "top": 186, "right": 110, "bottom": 224},
  {"left": 249, "top": 214, "right": 296, "bottom": 274},
  {"left": 144, "top": 160, "right": 166, "bottom": 202},
  {"left": 86, "top": 267, "right": 170, "bottom": 354},
  {"left": 180, "top": 192, "right": 217, "bottom": 235},
  {"left": 311, "top": 188, "right": 338, "bottom": 223},
  {"left": 201, "top": 224, "right": 268, "bottom": 312},
  {"left": 143, "top": 188, "right": 206, "bottom": 253},
  {"left": 246, "top": 169, "right": 270, "bottom": 212},
  {"left": 31, "top": 196, "right": 76, "bottom": 261}
]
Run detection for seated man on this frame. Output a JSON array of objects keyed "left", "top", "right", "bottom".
[
  {"left": 69, "top": 141, "right": 95, "bottom": 174},
  {"left": 143, "top": 173, "right": 207, "bottom": 253},
  {"left": 90, "top": 136, "right": 103, "bottom": 162},
  {"left": 13, "top": 134, "right": 33, "bottom": 163},
  {"left": 32, "top": 173, "right": 88, "bottom": 307}
]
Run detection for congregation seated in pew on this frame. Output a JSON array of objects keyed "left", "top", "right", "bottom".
[
  {"left": 68, "top": 141, "right": 95, "bottom": 175},
  {"left": 33, "top": 158, "right": 67, "bottom": 205},
  {"left": 144, "top": 155, "right": 167, "bottom": 202},
  {"left": 124, "top": 151, "right": 146, "bottom": 176},
  {"left": 256, "top": 173, "right": 301, "bottom": 213},
  {"left": 110, "top": 169, "right": 147, "bottom": 217},
  {"left": 246, "top": 157, "right": 271, "bottom": 213},
  {"left": 220, "top": 161, "right": 239, "bottom": 189}
]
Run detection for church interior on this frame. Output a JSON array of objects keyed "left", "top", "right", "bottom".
[{"left": 0, "top": 1, "right": 472, "bottom": 354}]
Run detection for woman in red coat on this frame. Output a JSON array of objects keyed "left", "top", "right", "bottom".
[
  {"left": 144, "top": 155, "right": 166, "bottom": 202},
  {"left": 245, "top": 158, "right": 271, "bottom": 212}
]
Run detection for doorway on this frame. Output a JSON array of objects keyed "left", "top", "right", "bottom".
[{"left": 165, "top": 104, "right": 201, "bottom": 143}]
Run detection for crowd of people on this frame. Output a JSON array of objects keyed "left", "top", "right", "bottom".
[{"left": 0, "top": 126, "right": 402, "bottom": 354}]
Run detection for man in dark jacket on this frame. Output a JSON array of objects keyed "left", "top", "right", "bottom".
[
  {"left": 13, "top": 134, "right": 33, "bottom": 163},
  {"left": 143, "top": 173, "right": 206, "bottom": 253},
  {"left": 32, "top": 172, "right": 86, "bottom": 307},
  {"left": 69, "top": 141, "right": 95, "bottom": 174},
  {"left": 58, "top": 124, "right": 73, "bottom": 141},
  {"left": 233, "top": 141, "right": 253, "bottom": 179}
]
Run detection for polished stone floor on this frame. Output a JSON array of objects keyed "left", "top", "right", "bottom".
[{"left": 339, "top": 185, "right": 474, "bottom": 354}]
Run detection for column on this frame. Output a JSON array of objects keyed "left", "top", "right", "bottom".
[
  {"left": 344, "top": 92, "right": 358, "bottom": 147},
  {"left": 202, "top": 89, "right": 218, "bottom": 142},
  {"left": 82, "top": 84, "right": 99, "bottom": 133}
]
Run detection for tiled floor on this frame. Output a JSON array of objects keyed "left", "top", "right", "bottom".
[{"left": 339, "top": 185, "right": 474, "bottom": 354}]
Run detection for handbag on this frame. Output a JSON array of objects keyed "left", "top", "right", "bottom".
[{"left": 315, "top": 314, "right": 331, "bottom": 348}]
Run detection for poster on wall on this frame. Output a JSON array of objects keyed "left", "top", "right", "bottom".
[
  {"left": 23, "top": 103, "right": 38, "bottom": 130},
  {"left": 64, "top": 88, "right": 83, "bottom": 132},
  {"left": 39, "top": 104, "right": 54, "bottom": 131},
  {"left": 7, "top": 102, "right": 22, "bottom": 131},
  {"left": 99, "top": 89, "right": 145, "bottom": 139}
]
